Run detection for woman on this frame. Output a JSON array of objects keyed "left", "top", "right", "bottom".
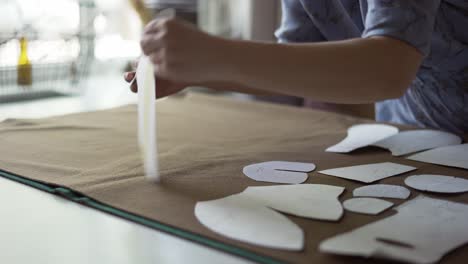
[{"left": 125, "top": 0, "right": 468, "bottom": 134}]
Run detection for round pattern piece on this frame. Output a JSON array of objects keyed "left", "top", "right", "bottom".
[{"left": 405, "top": 174, "right": 468, "bottom": 194}]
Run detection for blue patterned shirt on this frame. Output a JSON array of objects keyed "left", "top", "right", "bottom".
[{"left": 276, "top": 0, "right": 468, "bottom": 134}]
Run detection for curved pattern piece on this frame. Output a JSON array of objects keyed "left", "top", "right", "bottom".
[
  {"left": 243, "top": 161, "right": 316, "bottom": 184},
  {"left": 137, "top": 56, "right": 159, "bottom": 181},
  {"left": 195, "top": 195, "right": 304, "bottom": 251},
  {"left": 326, "top": 124, "right": 398, "bottom": 153},
  {"left": 407, "top": 144, "right": 468, "bottom": 170},
  {"left": 373, "top": 130, "right": 461, "bottom": 156},
  {"left": 241, "top": 184, "right": 345, "bottom": 221}
]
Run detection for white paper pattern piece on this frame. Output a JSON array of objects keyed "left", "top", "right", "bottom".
[
  {"left": 195, "top": 195, "right": 304, "bottom": 251},
  {"left": 243, "top": 161, "right": 316, "bottom": 184},
  {"left": 407, "top": 144, "right": 468, "bottom": 170},
  {"left": 343, "top": 198, "right": 393, "bottom": 215},
  {"left": 137, "top": 56, "right": 159, "bottom": 181},
  {"left": 372, "top": 130, "right": 462, "bottom": 156},
  {"left": 241, "top": 184, "right": 345, "bottom": 221},
  {"left": 405, "top": 175, "right": 468, "bottom": 194},
  {"left": 326, "top": 124, "right": 398, "bottom": 153},
  {"left": 353, "top": 184, "right": 410, "bottom": 199},
  {"left": 318, "top": 162, "right": 417, "bottom": 183},
  {"left": 320, "top": 196, "right": 468, "bottom": 264}
]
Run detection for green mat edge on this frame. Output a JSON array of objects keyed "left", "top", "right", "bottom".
[{"left": 0, "top": 169, "right": 285, "bottom": 264}]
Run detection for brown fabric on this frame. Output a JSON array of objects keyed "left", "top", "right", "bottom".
[
  {"left": 0, "top": 93, "right": 467, "bottom": 264},
  {"left": 303, "top": 99, "right": 375, "bottom": 119}
]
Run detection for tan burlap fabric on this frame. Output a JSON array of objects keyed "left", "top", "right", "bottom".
[{"left": 0, "top": 93, "right": 467, "bottom": 263}]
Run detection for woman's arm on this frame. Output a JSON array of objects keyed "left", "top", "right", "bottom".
[
  {"left": 124, "top": 72, "right": 280, "bottom": 97},
  {"left": 138, "top": 18, "right": 422, "bottom": 104},
  {"left": 221, "top": 36, "right": 422, "bottom": 104}
]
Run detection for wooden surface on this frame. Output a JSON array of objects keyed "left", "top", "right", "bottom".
[{"left": 0, "top": 92, "right": 467, "bottom": 264}]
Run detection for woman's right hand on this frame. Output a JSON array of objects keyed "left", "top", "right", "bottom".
[{"left": 124, "top": 71, "right": 188, "bottom": 99}]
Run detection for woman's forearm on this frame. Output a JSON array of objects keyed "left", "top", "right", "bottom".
[
  {"left": 217, "top": 36, "right": 422, "bottom": 104},
  {"left": 195, "top": 81, "right": 280, "bottom": 96},
  {"left": 138, "top": 18, "right": 422, "bottom": 103}
]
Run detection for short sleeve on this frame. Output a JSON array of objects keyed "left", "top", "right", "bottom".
[
  {"left": 362, "top": 0, "right": 441, "bottom": 56},
  {"left": 275, "top": 0, "right": 325, "bottom": 43}
]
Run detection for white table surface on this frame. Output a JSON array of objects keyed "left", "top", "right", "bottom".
[
  {"left": 0, "top": 177, "right": 251, "bottom": 264},
  {"left": 0, "top": 69, "right": 252, "bottom": 264}
]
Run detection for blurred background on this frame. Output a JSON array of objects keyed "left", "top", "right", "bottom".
[{"left": 0, "top": 0, "right": 282, "bottom": 120}]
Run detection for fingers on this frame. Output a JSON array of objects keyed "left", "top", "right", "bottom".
[
  {"left": 131, "top": 60, "right": 139, "bottom": 70},
  {"left": 140, "top": 18, "right": 180, "bottom": 56},
  {"left": 124, "top": 71, "right": 135, "bottom": 82},
  {"left": 140, "top": 32, "right": 165, "bottom": 56},
  {"left": 143, "top": 18, "right": 165, "bottom": 34},
  {"left": 130, "top": 79, "right": 138, "bottom": 93},
  {"left": 140, "top": 17, "right": 207, "bottom": 83},
  {"left": 140, "top": 19, "right": 181, "bottom": 80},
  {"left": 148, "top": 52, "right": 165, "bottom": 66},
  {"left": 124, "top": 70, "right": 185, "bottom": 98},
  {"left": 124, "top": 71, "right": 138, "bottom": 93},
  {"left": 143, "top": 8, "right": 176, "bottom": 34}
]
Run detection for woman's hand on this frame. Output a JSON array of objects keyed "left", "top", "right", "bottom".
[
  {"left": 140, "top": 17, "right": 229, "bottom": 83},
  {"left": 124, "top": 71, "right": 188, "bottom": 98}
]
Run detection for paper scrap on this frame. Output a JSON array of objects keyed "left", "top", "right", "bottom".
[
  {"left": 241, "top": 184, "right": 345, "bottom": 221},
  {"left": 137, "top": 56, "right": 159, "bottom": 181},
  {"left": 326, "top": 124, "right": 398, "bottom": 153},
  {"left": 405, "top": 174, "right": 468, "bottom": 194},
  {"left": 407, "top": 144, "right": 468, "bottom": 170},
  {"left": 195, "top": 194, "right": 304, "bottom": 251},
  {"left": 343, "top": 198, "right": 393, "bottom": 215},
  {"left": 318, "top": 162, "right": 416, "bottom": 183},
  {"left": 243, "top": 161, "right": 316, "bottom": 184},
  {"left": 353, "top": 184, "right": 410, "bottom": 199},
  {"left": 372, "top": 130, "right": 461, "bottom": 156},
  {"left": 320, "top": 196, "right": 468, "bottom": 264}
]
